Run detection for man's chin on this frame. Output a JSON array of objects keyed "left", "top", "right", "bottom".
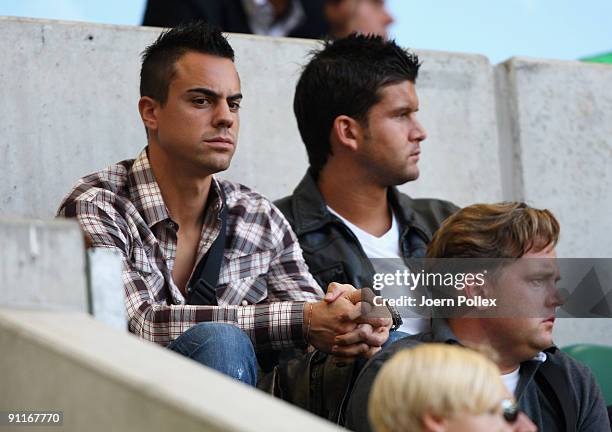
[
  {"left": 392, "top": 169, "right": 420, "bottom": 186},
  {"left": 533, "top": 331, "right": 555, "bottom": 352},
  {"left": 198, "top": 158, "right": 233, "bottom": 175}
]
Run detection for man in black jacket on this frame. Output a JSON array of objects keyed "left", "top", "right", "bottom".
[
  {"left": 345, "top": 202, "right": 610, "bottom": 432},
  {"left": 275, "top": 35, "right": 458, "bottom": 337},
  {"left": 142, "top": 0, "right": 328, "bottom": 39}
]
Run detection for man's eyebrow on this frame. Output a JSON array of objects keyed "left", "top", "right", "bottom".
[
  {"left": 393, "top": 104, "right": 418, "bottom": 113},
  {"left": 187, "top": 87, "right": 219, "bottom": 98},
  {"left": 187, "top": 88, "right": 243, "bottom": 101},
  {"left": 530, "top": 269, "right": 559, "bottom": 280}
]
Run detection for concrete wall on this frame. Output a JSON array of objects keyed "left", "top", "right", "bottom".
[
  {"left": 0, "top": 219, "right": 126, "bottom": 330},
  {"left": 87, "top": 248, "right": 126, "bottom": 331},
  {"left": 0, "top": 16, "right": 501, "bottom": 221},
  {"left": 0, "top": 309, "right": 341, "bottom": 432},
  {"left": 0, "top": 17, "right": 610, "bottom": 344},
  {"left": 496, "top": 57, "right": 612, "bottom": 259},
  {"left": 495, "top": 57, "right": 612, "bottom": 346},
  {"left": 0, "top": 219, "right": 87, "bottom": 312},
  {"left": 1, "top": 18, "right": 610, "bottom": 256},
  {"left": 400, "top": 51, "right": 503, "bottom": 205}
]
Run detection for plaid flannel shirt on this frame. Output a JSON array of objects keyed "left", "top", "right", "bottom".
[{"left": 57, "top": 148, "right": 324, "bottom": 351}]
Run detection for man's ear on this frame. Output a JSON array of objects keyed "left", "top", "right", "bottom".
[
  {"left": 330, "top": 115, "right": 363, "bottom": 152},
  {"left": 138, "top": 96, "right": 159, "bottom": 133},
  {"left": 463, "top": 273, "right": 494, "bottom": 308}
]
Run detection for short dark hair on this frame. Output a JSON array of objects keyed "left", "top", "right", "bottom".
[
  {"left": 293, "top": 34, "right": 420, "bottom": 176},
  {"left": 140, "top": 21, "right": 235, "bottom": 105}
]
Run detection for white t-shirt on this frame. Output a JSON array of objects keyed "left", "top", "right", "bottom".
[
  {"left": 327, "top": 206, "right": 402, "bottom": 259},
  {"left": 501, "top": 367, "right": 521, "bottom": 395},
  {"left": 327, "top": 207, "right": 429, "bottom": 335},
  {"left": 501, "top": 352, "right": 546, "bottom": 395}
]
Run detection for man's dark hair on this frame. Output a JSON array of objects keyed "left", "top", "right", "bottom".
[
  {"left": 293, "top": 34, "right": 420, "bottom": 176},
  {"left": 140, "top": 21, "right": 235, "bottom": 105}
]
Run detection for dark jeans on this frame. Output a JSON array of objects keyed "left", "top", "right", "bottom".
[
  {"left": 385, "top": 330, "right": 409, "bottom": 346},
  {"left": 167, "top": 322, "right": 258, "bottom": 387}
]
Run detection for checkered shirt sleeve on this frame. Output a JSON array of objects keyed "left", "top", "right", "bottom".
[{"left": 57, "top": 153, "right": 324, "bottom": 352}]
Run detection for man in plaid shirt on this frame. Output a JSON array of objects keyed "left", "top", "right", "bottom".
[{"left": 58, "top": 22, "right": 391, "bottom": 386}]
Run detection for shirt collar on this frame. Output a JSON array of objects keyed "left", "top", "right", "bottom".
[
  {"left": 127, "top": 147, "right": 171, "bottom": 228},
  {"left": 127, "top": 147, "right": 226, "bottom": 229},
  {"left": 533, "top": 351, "right": 547, "bottom": 362}
]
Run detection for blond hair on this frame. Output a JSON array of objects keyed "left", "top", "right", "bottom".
[{"left": 368, "top": 344, "right": 508, "bottom": 432}]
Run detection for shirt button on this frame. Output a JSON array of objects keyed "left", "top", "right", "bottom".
[{"left": 241, "top": 300, "right": 248, "bottom": 306}]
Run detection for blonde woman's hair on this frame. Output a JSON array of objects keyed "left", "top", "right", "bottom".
[{"left": 368, "top": 344, "right": 508, "bottom": 432}]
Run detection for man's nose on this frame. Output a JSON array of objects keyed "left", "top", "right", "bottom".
[
  {"left": 382, "top": 8, "right": 394, "bottom": 26},
  {"left": 546, "top": 281, "right": 565, "bottom": 308},
  {"left": 550, "top": 287, "right": 565, "bottom": 308},
  {"left": 212, "top": 102, "right": 234, "bottom": 129},
  {"left": 412, "top": 118, "right": 427, "bottom": 142}
]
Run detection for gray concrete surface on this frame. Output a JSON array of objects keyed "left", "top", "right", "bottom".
[
  {"left": 0, "top": 17, "right": 313, "bottom": 218},
  {"left": 0, "top": 309, "right": 341, "bottom": 432},
  {"left": 0, "top": 16, "right": 501, "bottom": 220},
  {"left": 495, "top": 57, "right": 612, "bottom": 259},
  {"left": 87, "top": 248, "right": 125, "bottom": 331},
  {"left": 496, "top": 58, "right": 612, "bottom": 343},
  {"left": 401, "top": 50, "right": 503, "bottom": 205},
  {"left": 0, "top": 220, "right": 127, "bottom": 330},
  {"left": 0, "top": 219, "right": 87, "bottom": 312},
  {"left": 554, "top": 318, "right": 612, "bottom": 348}
]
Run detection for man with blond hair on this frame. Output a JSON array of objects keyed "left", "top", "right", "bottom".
[{"left": 346, "top": 202, "right": 610, "bottom": 432}]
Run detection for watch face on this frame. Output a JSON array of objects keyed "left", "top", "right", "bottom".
[{"left": 502, "top": 399, "right": 519, "bottom": 423}]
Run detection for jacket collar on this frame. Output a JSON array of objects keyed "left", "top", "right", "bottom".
[
  {"left": 290, "top": 169, "right": 333, "bottom": 235},
  {"left": 430, "top": 318, "right": 462, "bottom": 344},
  {"left": 388, "top": 184, "right": 422, "bottom": 235},
  {"left": 290, "top": 169, "right": 432, "bottom": 238}
]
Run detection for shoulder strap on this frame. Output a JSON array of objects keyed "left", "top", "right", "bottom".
[
  {"left": 187, "top": 187, "right": 227, "bottom": 306},
  {"left": 534, "top": 358, "right": 578, "bottom": 431}
]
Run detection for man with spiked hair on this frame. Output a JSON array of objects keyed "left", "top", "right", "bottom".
[
  {"left": 58, "top": 22, "right": 390, "bottom": 386},
  {"left": 276, "top": 34, "right": 458, "bottom": 338}
]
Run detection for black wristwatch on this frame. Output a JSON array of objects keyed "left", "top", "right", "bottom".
[{"left": 387, "top": 304, "right": 403, "bottom": 331}]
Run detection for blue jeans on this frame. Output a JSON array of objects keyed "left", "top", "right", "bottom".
[
  {"left": 384, "top": 330, "right": 409, "bottom": 347},
  {"left": 353, "top": 330, "right": 409, "bottom": 370},
  {"left": 168, "top": 323, "right": 258, "bottom": 387}
]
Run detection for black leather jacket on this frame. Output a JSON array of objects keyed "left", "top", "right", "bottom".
[{"left": 275, "top": 171, "right": 459, "bottom": 292}]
